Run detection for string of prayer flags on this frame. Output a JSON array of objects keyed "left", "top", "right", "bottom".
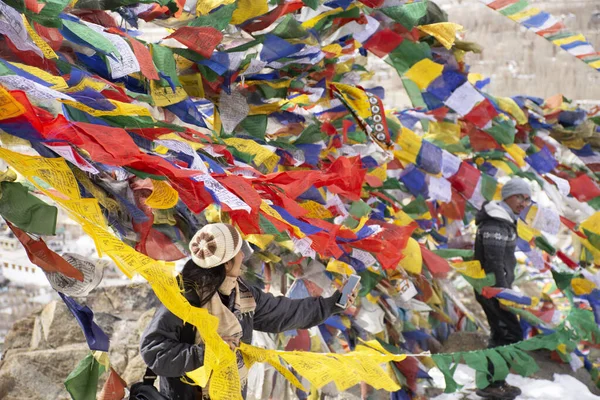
[
  {"left": 478, "top": 0, "right": 600, "bottom": 71},
  {"left": 0, "top": 0, "right": 600, "bottom": 397}
]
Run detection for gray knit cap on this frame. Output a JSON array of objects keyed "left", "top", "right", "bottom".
[{"left": 501, "top": 177, "right": 531, "bottom": 200}]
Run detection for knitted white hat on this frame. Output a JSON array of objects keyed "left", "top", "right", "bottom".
[{"left": 189, "top": 223, "right": 252, "bottom": 268}]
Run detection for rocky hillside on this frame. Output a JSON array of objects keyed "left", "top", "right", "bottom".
[
  {"left": 437, "top": 0, "right": 600, "bottom": 101},
  {"left": 0, "top": 284, "right": 159, "bottom": 400}
]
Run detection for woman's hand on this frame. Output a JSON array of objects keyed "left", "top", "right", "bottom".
[
  {"left": 222, "top": 336, "right": 239, "bottom": 351},
  {"left": 345, "top": 287, "right": 359, "bottom": 308}
]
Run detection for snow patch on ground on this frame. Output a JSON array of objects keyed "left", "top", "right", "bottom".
[{"left": 428, "top": 364, "right": 600, "bottom": 400}]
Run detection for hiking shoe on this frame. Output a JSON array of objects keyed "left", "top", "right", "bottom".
[
  {"left": 501, "top": 382, "right": 521, "bottom": 397},
  {"left": 475, "top": 384, "right": 517, "bottom": 399}
]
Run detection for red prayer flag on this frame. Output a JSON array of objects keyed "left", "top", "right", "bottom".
[
  {"left": 556, "top": 250, "right": 579, "bottom": 270},
  {"left": 363, "top": 29, "right": 404, "bottom": 57},
  {"left": 166, "top": 27, "right": 223, "bottom": 58},
  {"left": 488, "top": 0, "right": 519, "bottom": 10},
  {"left": 569, "top": 174, "right": 600, "bottom": 202},
  {"left": 420, "top": 245, "right": 451, "bottom": 278},
  {"left": 464, "top": 99, "right": 498, "bottom": 129},
  {"left": 448, "top": 163, "right": 480, "bottom": 199},
  {"left": 98, "top": 368, "right": 127, "bottom": 400},
  {"left": 7, "top": 222, "right": 84, "bottom": 281}
]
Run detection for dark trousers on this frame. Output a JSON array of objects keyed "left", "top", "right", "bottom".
[{"left": 475, "top": 292, "right": 523, "bottom": 386}]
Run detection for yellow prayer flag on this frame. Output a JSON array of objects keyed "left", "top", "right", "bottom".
[
  {"left": 231, "top": 0, "right": 268, "bottom": 25},
  {"left": 244, "top": 234, "right": 275, "bottom": 249},
  {"left": 0, "top": 86, "right": 25, "bottom": 121},
  {"left": 450, "top": 260, "right": 485, "bottom": 279},
  {"left": 224, "top": 138, "right": 280, "bottom": 172},
  {"left": 399, "top": 238, "right": 422, "bottom": 275},
  {"left": 196, "top": 0, "right": 235, "bottom": 15},
  {"left": 322, "top": 43, "right": 343, "bottom": 57},
  {"left": 580, "top": 211, "right": 600, "bottom": 235},
  {"left": 497, "top": 97, "right": 527, "bottom": 125},
  {"left": 327, "top": 259, "right": 355, "bottom": 275},
  {"left": 425, "top": 121, "right": 461, "bottom": 145},
  {"left": 572, "top": 277, "right": 596, "bottom": 296},
  {"left": 417, "top": 22, "right": 463, "bottom": 49},
  {"left": 509, "top": 7, "right": 541, "bottom": 21},
  {"left": 249, "top": 101, "right": 286, "bottom": 115},
  {"left": 150, "top": 80, "right": 188, "bottom": 107},
  {"left": 368, "top": 165, "right": 387, "bottom": 182},
  {"left": 301, "top": 7, "right": 342, "bottom": 28},
  {"left": 145, "top": 180, "right": 179, "bottom": 209},
  {"left": 300, "top": 200, "right": 333, "bottom": 219},
  {"left": 329, "top": 82, "right": 371, "bottom": 119},
  {"left": 23, "top": 16, "right": 58, "bottom": 60},
  {"left": 552, "top": 34, "right": 586, "bottom": 47},
  {"left": 394, "top": 127, "right": 422, "bottom": 164},
  {"left": 9, "top": 62, "right": 68, "bottom": 90},
  {"left": 64, "top": 77, "right": 107, "bottom": 93},
  {"left": 503, "top": 144, "right": 527, "bottom": 167},
  {"left": 179, "top": 73, "right": 205, "bottom": 98},
  {"left": 404, "top": 59, "right": 444, "bottom": 90},
  {"left": 334, "top": 59, "right": 354, "bottom": 74},
  {"left": 517, "top": 221, "right": 539, "bottom": 242},
  {"left": 390, "top": 208, "right": 415, "bottom": 227}
]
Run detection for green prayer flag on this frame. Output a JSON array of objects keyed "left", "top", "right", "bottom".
[
  {"left": 240, "top": 115, "right": 267, "bottom": 139},
  {"left": 499, "top": 0, "right": 528, "bottom": 16},
  {"left": 151, "top": 45, "right": 181, "bottom": 88},
  {"left": 386, "top": 41, "right": 432, "bottom": 75},
  {"left": 302, "top": 0, "right": 318, "bottom": 10},
  {"left": 401, "top": 77, "right": 428, "bottom": 117},
  {"left": 462, "top": 352, "right": 490, "bottom": 389},
  {"left": 347, "top": 130, "right": 368, "bottom": 143},
  {"left": 433, "top": 249, "right": 474, "bottom": 260},
  {"left": 258, "top": 215, "right": 290, "bottom": 242},
  {"left": 534, "top": 235, "right": 556, "bottom": 255},
  {"left": 551, "top": 269, "right": 574, "bottom": 291},
  {"left": 481, "top": 173, "right": 497, "bottom": 202},
  {"left": 272, "top": 14, "right": 307, "bottom": 39},
  {"left": 357, "top": 269, "right": 383, "bottom": 297},
  {"left": 497, "top": 347, "right": 539, "bottom": 377},
  {"left": 62, "top": 20, "right": 119, "bottom": 57},
  {"left": 583, "top": 228, "right": 600, "bottom": 251},
  {"left": 588, "top": 196, "right": 600, "bottom": 211},
  {"left": 485, "top": 120, "right": 516, "bottom": 145},
  {"left": 188, "top": 3, "right": 236, "bottom": 30},
  {"left": 294, "top": 124, "right": 326, "bottom": 145},
  {"left": 64, "top": 353, "right": 106, "bottom": 400},
  {"left": 486, "top": 349, "right": 509, "bottom": 382},
  {"left": 403, "top": 195, "right": 429, "bottom": 217},
  {"left": 349, "top": 200, "right": 371, "bottom": 218},
  {"left": 462, "top": 272, "right": 495, "bottom": 294},
  {"left": 431, "top": 354, "right": 460, "bottom": 393},
  {"left": 0, "top": 182, "right": 57, "bottom": 235},
  {"left": 4, "top": 0, "right": 70, "bottom": 27},
  {"left": 381, "top": 2, "right": 428, "bottom": 29},
  {"left": 258, "top": 84, "right": 287, "bottom": 99}
]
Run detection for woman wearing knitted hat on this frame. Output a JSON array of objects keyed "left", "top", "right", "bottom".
[{"left": 139, "top": 223, "right": 355, "bottom": 400}]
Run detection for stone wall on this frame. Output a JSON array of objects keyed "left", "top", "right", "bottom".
[{"left": 0, "top": 285, "right": 159, "bottom": 400}]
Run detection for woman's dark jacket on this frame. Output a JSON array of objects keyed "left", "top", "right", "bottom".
[{"left": 140, "top": 278, "right": 342, "bottom": 399}]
